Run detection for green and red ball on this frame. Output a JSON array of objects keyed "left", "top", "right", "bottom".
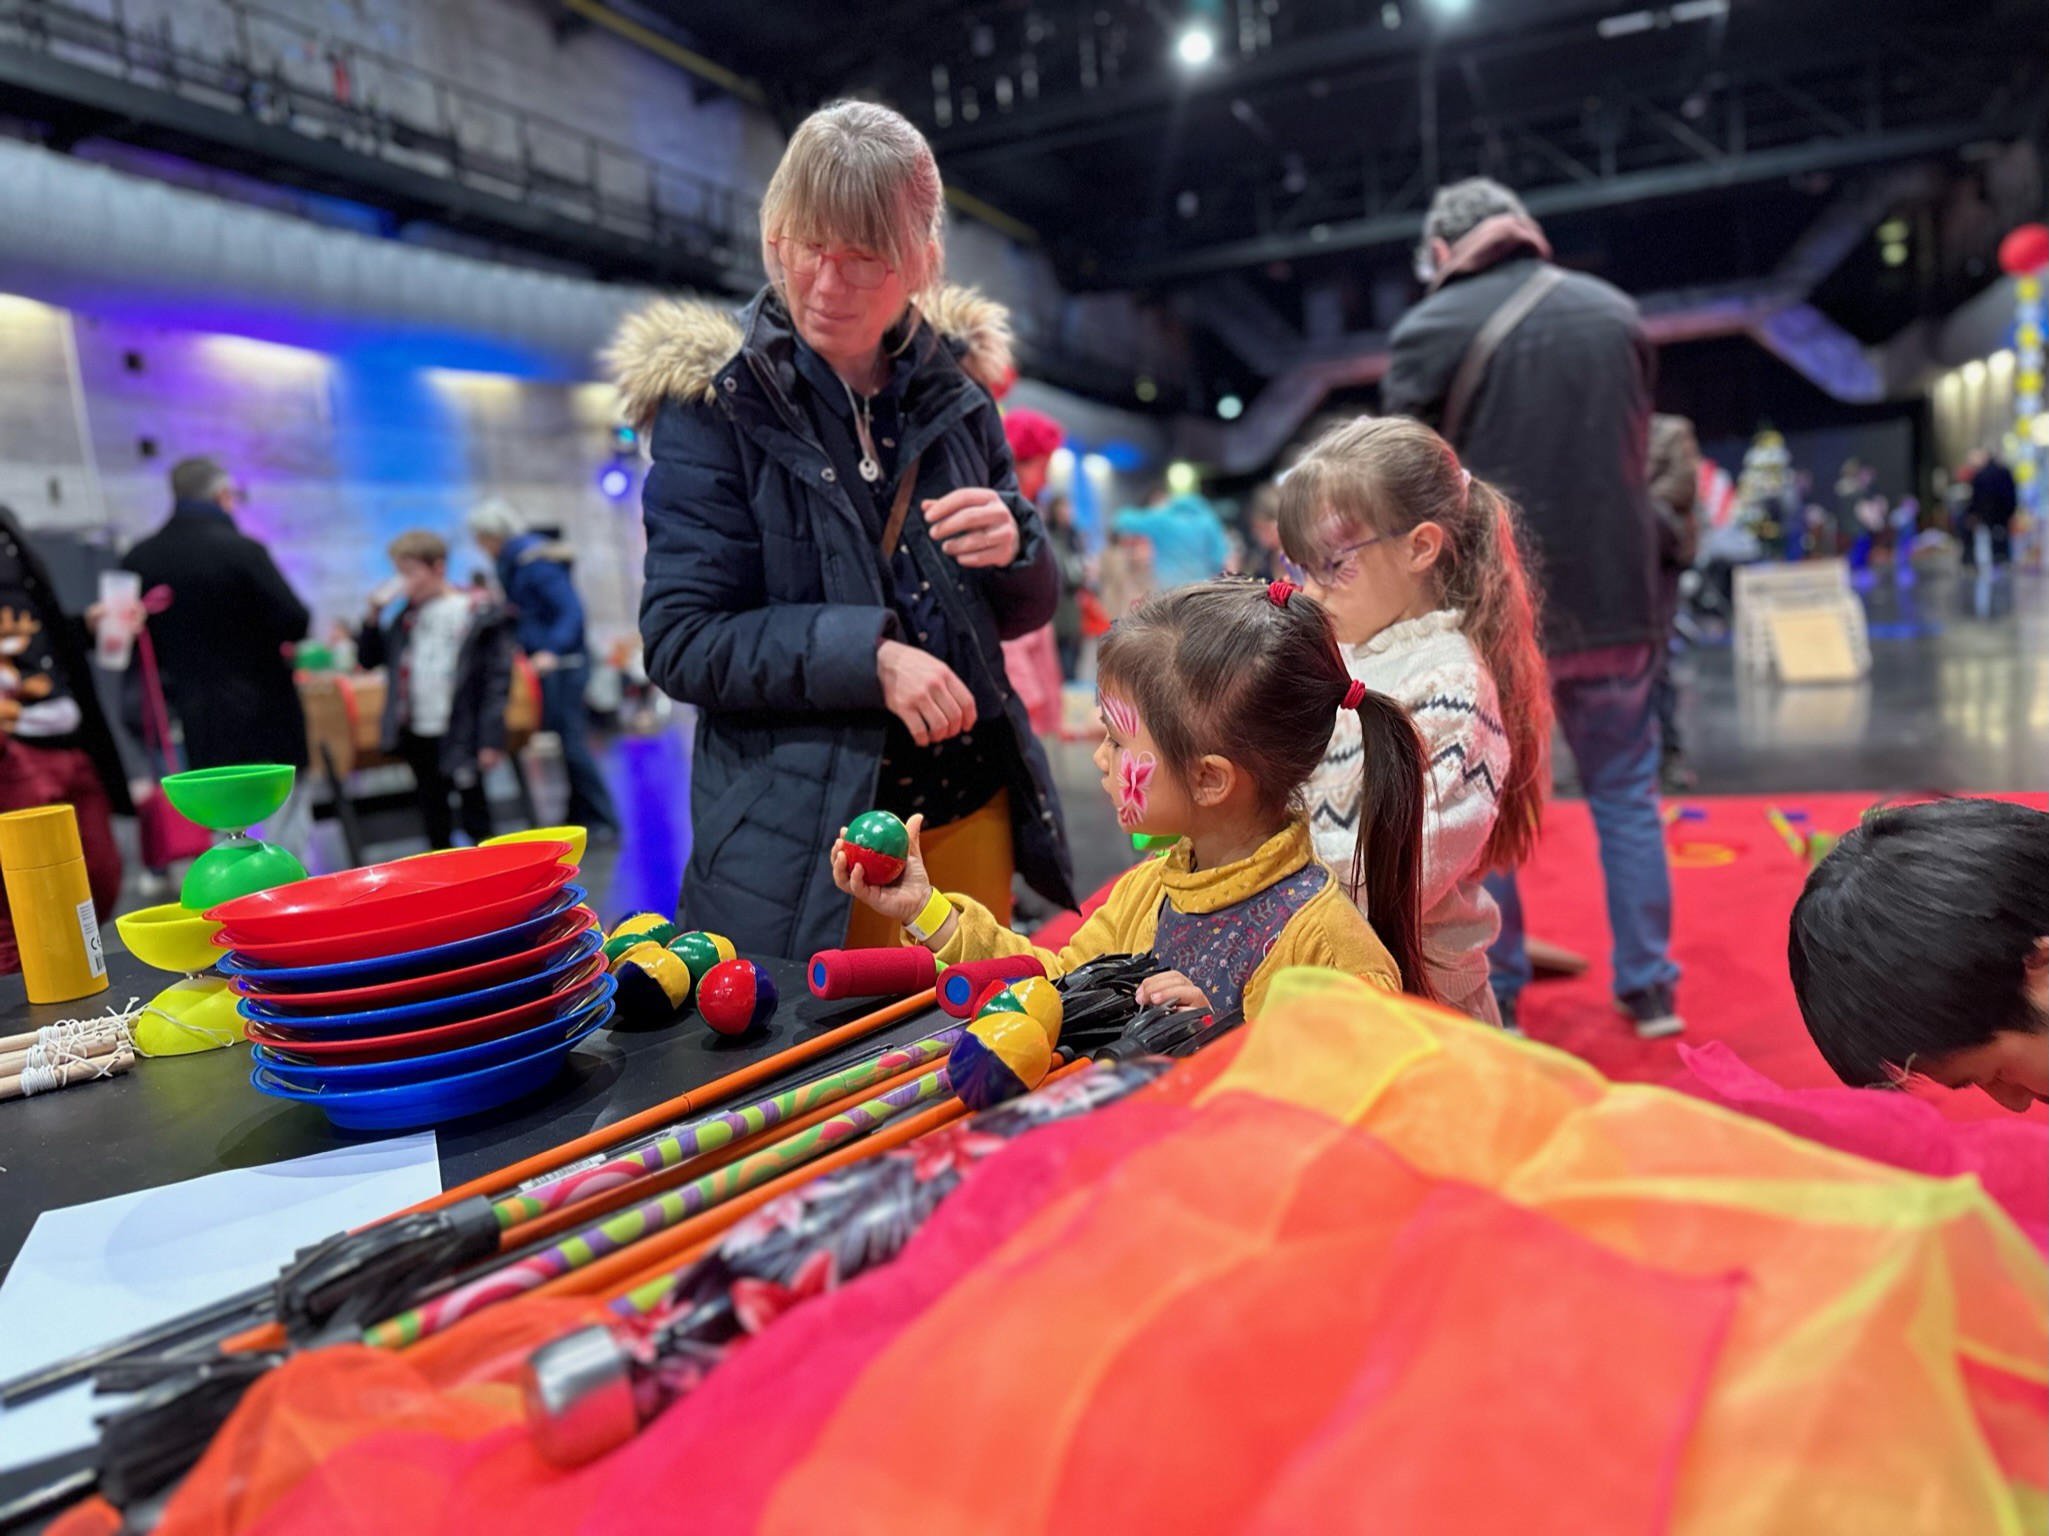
[{"left": 841, "top": 809, "right": 910, "bottom": 886}]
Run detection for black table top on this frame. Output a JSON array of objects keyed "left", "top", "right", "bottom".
[
  {"left": 0, "top": 946, "right": 946, "bottom": 1284},
  {"left": 0, "top": 940, "right": 948, "bottom": 1522}
]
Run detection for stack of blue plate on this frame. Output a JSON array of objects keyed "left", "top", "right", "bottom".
[{"left": 214, "top": 845, "right": 616, "bottom": 1130}]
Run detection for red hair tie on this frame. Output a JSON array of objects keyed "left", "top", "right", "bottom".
[
  {"left": 1341, "top": 679, "right": 1367, "bottom": 709},
  {"left": 1267, "top": 579, "right": 1297, "bottom": 607}
]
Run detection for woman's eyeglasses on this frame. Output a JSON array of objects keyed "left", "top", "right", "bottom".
[
  {"left": 1279, "top": 532, "right": 1390, "bottom": 588},
  {"left": 773, "top": 238, "right": 894, "bottom": 291}
]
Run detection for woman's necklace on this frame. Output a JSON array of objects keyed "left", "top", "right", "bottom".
[{"left": 839, "top": 377, "right": 884, "bottom": 484}]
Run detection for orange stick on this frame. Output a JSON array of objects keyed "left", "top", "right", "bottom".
[
  {"left": 498, "top": 1058, "right": 935, "bottom": 1251},
  {"left": 414, "top": 989, "right": 938, "bottom": 1214}
]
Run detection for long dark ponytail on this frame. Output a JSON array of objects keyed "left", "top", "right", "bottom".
[
  {"left": 1099, "top": 579, "right": 1435, "bottom": 1000},
  {"left": 1348, "top": 690, "right": 1432, "bottom": 1001}
]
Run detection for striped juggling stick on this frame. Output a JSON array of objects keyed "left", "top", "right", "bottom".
[
  {"left": 491, "top": 1028, "right": 964, "bottom": 1232},
  {"left": 365, "top": 1064, "right": 957, "bottom": 1348}
]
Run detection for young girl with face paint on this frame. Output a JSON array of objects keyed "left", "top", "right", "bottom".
[{"left": 832, "top": 579, "right": 1432, "bottom": 1020}]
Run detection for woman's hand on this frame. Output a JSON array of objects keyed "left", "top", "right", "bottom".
[
  {"left": 877, "top": 639, "right": 976, "bottom": 745},
  {"left": 1135, "top": 970, "right": 1211, "bottom": 1013},
  {"left": 923, "top": 488, "right": 1020, "bottom": 569},
  {"left": 831, "top": 812, "right": 932, "bottom": 926}
]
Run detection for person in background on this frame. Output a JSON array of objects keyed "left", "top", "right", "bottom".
[
  {"left": 1647, "top": 414, "right": 1701, "bottom": 792},
  {"left": 1963, "top": 448, "right": 2018, "bottom": 567},
  {"left": 1112, "top": 480, "right": 1230, "bottom": 591},
  {"left": 999, "top": 408, "right": 1070, "bottom": 739},
  {"left": 466, "top": 498, "right": 619, "bottom": 841},
  {"left": 1280, "top": 417, "right": 1550, "bottom": 1027},
  {"left": 0, "top": 505, "right": 129, "bottom": 974},
  {"left": 357, "top": 530, "right": 514, "bottom": 850},
  {"left": 1383, "top": 177, "right": 1682, "bottom": 1039},
  {"left": 1241, "top": 489, "right": 1287, "bottom": 583},
  {"left": 1791, "top": 799, "right": 2047, "bottom": 1113},
  {"left": 1097, "top": 528, "right": 1156, "bottom": 623},
  {"left": 1042, "top": 494, "right": 1089, "bottom": 681},
  {"left": 121, "top": 456, "right": 313, "bottom": 856}
]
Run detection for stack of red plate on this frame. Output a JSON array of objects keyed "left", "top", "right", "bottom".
[{"left": 212, "top": 843, "right": 616, "bottom": 1130}]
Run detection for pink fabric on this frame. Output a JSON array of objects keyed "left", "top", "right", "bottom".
[
  {"left": 1670, "top": 1041, "right": 2049, "bottom": 1251},
  {"left": 1002, "top": 626, "right": 1065, "bottom": 738}
]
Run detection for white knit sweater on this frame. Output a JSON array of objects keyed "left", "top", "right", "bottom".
[{"left": 1305, "top": 610, "right": 1508, "bottom": 1025}]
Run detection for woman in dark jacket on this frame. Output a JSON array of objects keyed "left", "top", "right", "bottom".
[{"left": 612, "top": 101, "right": 1075, "bottom": 961}]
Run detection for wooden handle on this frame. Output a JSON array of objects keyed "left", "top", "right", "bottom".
[
  {"left": 0, "top": 1049, "right": 135, "bottom": 1102},
  {"left": 0, "top": 1032, "right": 123, "bottom": 1078}
]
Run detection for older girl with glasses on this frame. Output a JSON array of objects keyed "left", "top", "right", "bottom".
[
  {"left": 611, "top": 101, "right": 1075, "bottom": 959},
  {"left": 1279, "top": 416, "right": 1551, "bottom": 1026}
]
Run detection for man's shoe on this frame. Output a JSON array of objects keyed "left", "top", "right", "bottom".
[{"left": 1617, "top": 983, "right": 1685, "bottom": 1040}]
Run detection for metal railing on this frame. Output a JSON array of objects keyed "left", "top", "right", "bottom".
[{"left": 0, "top": 0, "right": 759, "bottom": 279}]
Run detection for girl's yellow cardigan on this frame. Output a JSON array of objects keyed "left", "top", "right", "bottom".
[{"left": 923, "top": 819, "right": 1402, "bottom": 1019}]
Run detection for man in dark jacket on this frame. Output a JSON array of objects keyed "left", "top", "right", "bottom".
[
  {"left": 122, "top": 456, "right": 312, "bottom": 851},
  {"left": 1384, "top": 177, "right": 1681, "bottom": 1038},
  {"left": 466, "top": 499, "right": 618, "bottom": 837}
]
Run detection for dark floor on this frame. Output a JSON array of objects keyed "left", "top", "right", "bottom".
[{"left": 115, "top": 568, "right": 2045, "bottom": 927}]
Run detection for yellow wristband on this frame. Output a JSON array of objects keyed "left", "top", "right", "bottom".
[{"left": 905, "top": 889, "right": 954, "bottom": 944}]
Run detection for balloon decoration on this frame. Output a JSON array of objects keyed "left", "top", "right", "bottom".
[{"left": 2000, "top": 222, "right": 2047, "bottom": 547}]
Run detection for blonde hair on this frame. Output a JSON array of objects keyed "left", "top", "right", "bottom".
[
  {"left": 1278, "top": 415, "right": 1553, "bottom": 873},
  {"left": 760, "top": 101, "right": 945, "bottom": 306},
  {"left": 387, "top": 529, "right": 448, "bottom": 567}
]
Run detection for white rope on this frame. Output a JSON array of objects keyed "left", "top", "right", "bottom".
[
  {"left": 19, "top": 1047, "right": 128, "bottom": 1096},
  {"left": 19, "top": 993, "right": 236, "bottom": 1063}
]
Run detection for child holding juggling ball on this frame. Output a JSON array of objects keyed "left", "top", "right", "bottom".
[{"left": 834, "top": 580, "right": 1430, "bottom": 1021}]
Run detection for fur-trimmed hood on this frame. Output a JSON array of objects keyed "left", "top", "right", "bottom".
[{"left": 606, "top": 284, "right": 1014, "bottom": 430}]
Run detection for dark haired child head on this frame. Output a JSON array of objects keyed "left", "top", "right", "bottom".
[
  {"left": 1095, "top": 579, "right": 1433, "bottom": 998},
  {"left": 1789, "top": 799, "right": 2049, "bottom": 1112}
]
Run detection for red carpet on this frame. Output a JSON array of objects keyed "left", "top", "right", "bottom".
[{"left": 1039, "top": 791, "right": 2048, "bottom": 1126}]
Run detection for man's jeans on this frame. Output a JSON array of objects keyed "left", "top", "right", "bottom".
[
  {"left": 541, "top": 658, "right": 618, "bottom": 833},
  {"left": 1487, "top": 644, "right": 1679, "bottom": 1004}
]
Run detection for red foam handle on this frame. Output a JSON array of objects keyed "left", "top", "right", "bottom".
[
  {"left": 807, "top": 947, "right": 938, "bottom": 1000},
  {"left": 937, "top": 955, "right": 1046, "bottom": 1017}
]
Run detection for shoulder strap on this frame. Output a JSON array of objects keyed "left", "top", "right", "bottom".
[
  {"left": 878, "top": 452, "right": 924, "bottom": 559},
  {"left": 1440, "top": 264, "right": 1566, "bottom": 448}
]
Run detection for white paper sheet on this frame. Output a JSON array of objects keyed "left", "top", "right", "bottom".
[{"left": 0, "top": 1133, "right": 441, "bottom": 1474}]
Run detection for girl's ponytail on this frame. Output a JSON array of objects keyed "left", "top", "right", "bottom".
[{"left": 1348, "top": 688, "right": 1435, "bottom": 1001}]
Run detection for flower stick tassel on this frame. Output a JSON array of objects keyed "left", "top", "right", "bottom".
[{"left": 364, "top": 1065, "right": 957, "bottom": 1349}]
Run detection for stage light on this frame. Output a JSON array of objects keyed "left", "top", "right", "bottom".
[
  {"left": 1431, "top": 0, "right": 1471, "bottom": 16},
  {"left": 1082, "top": 452, "right": 1113, "bottom": 478},
  {"left": 1050, "top": 446, "right": 1075, "bottom": 480},
  {"left": 1217, "top": 394, "right": 1244, "bottom": 420},
  {"left": 599, "top": 463, "right": 633, "bottom": 500},
  {"left": 1165, "top": 461, "right": 1200, "bottom": 495},
  {"left": 1175, "top": 25, "right": 1216, "bottom": 66},
  {"left": 1135, "top": 375, "right": 1159, "bottom": 403},
  {"left": 1881, "top": 242, "right": 1908, "bottom": 267}
]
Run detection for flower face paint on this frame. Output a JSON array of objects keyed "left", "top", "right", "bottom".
[
  {"left": 1116, "top": 749, "right": 1157, "bottom": 828},
  {"left": 1097, "top": 692, "right": 1154, "bottom": 829}
]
